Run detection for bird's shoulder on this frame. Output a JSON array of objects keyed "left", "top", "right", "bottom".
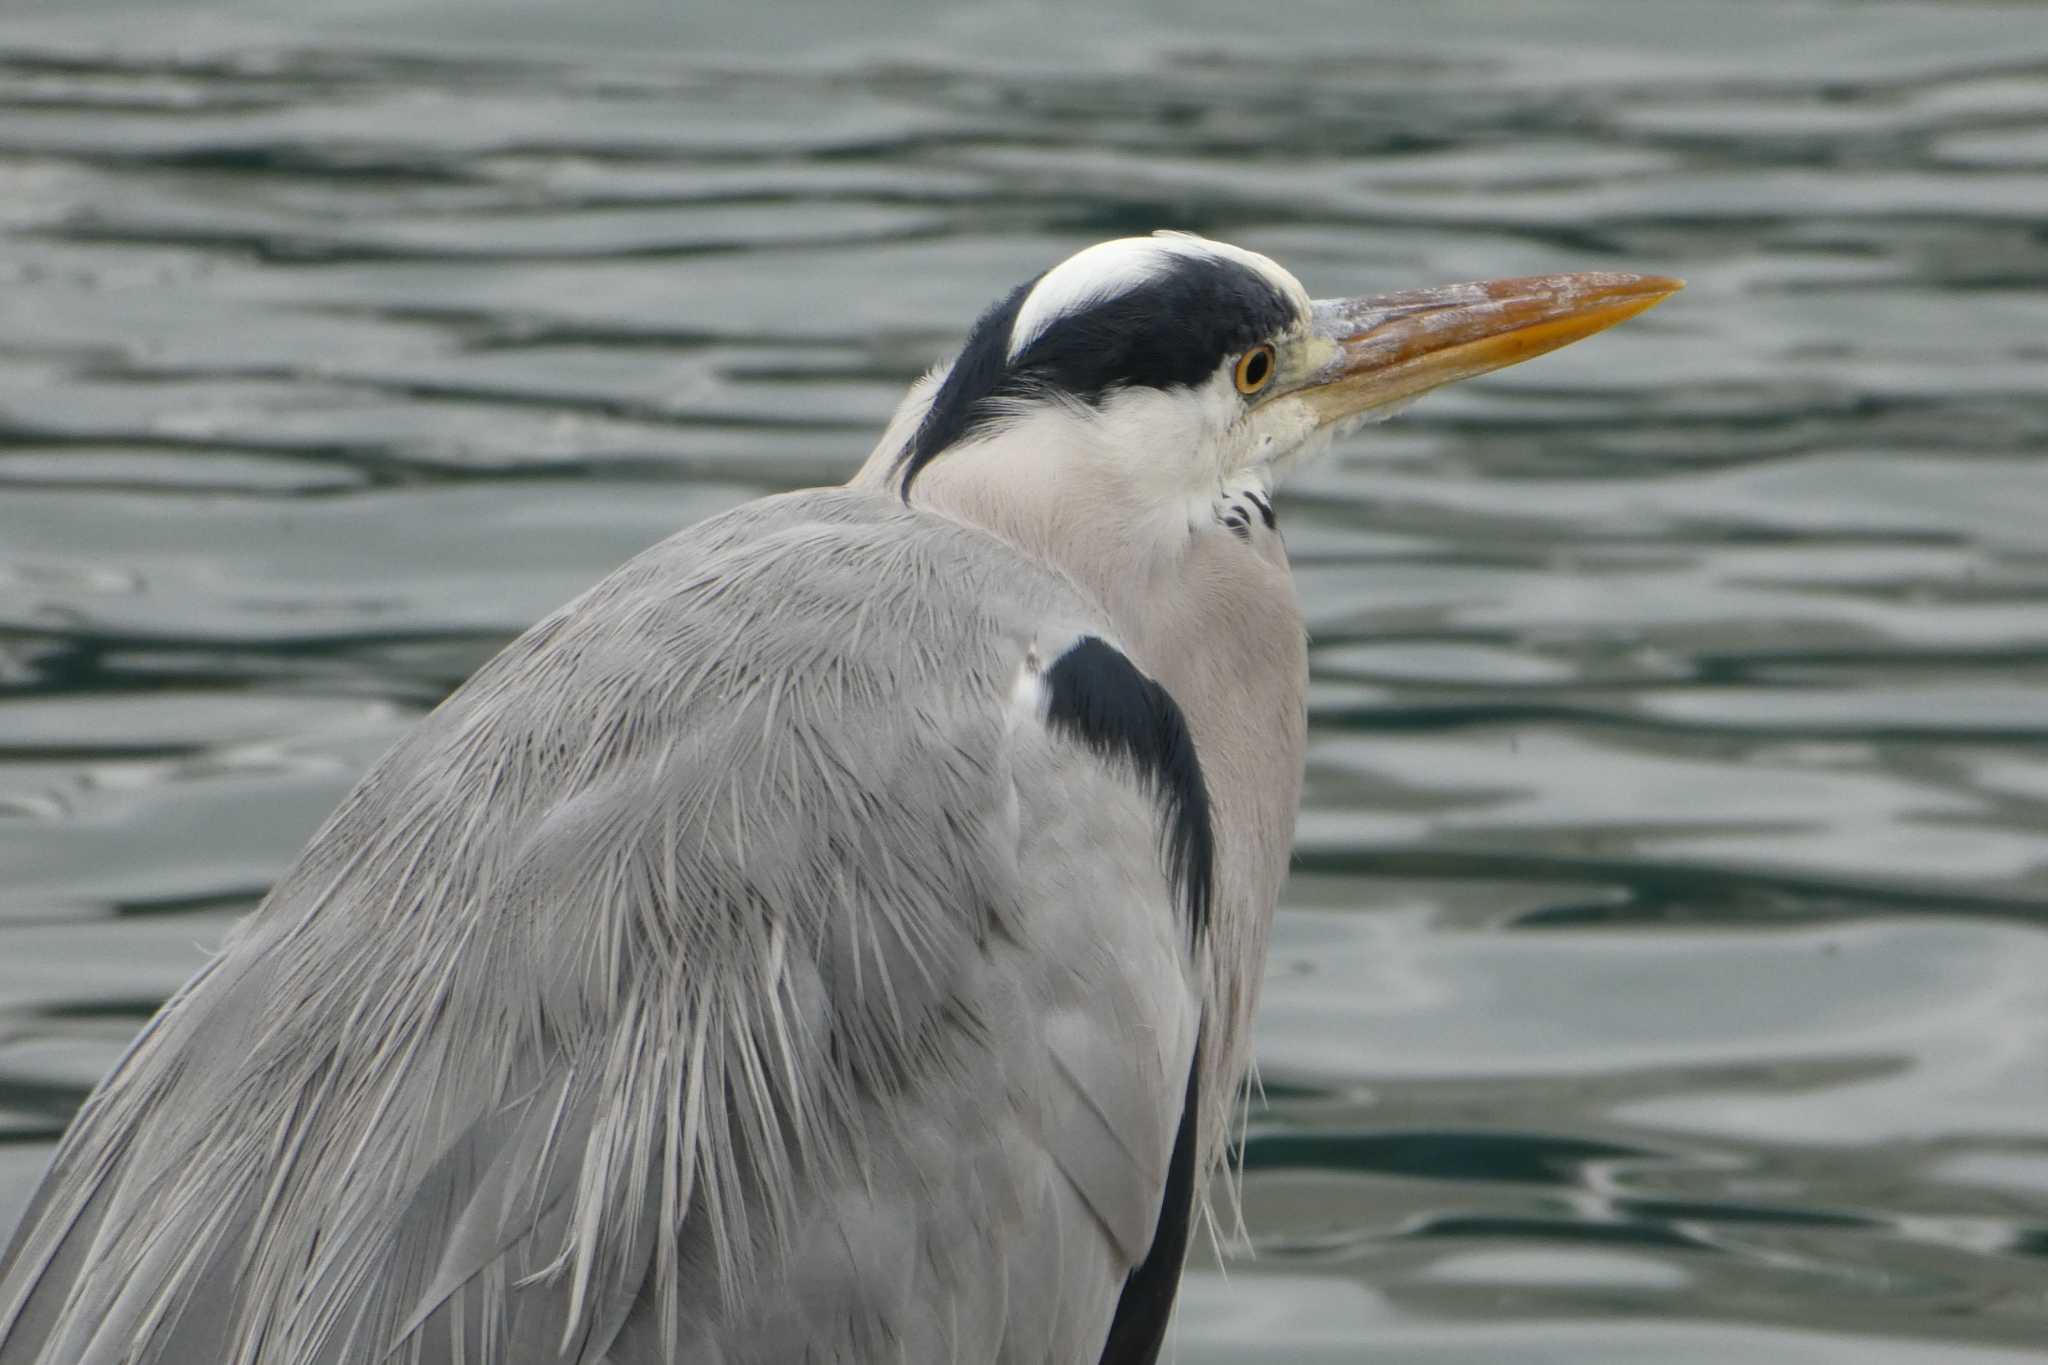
[{"left": 518, "top": 484, "right": 1101, "bottom": 698}]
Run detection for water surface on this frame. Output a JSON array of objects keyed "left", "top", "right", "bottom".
[{"left": 3, "top": 0, "right": 2047, "bottom": 1356}]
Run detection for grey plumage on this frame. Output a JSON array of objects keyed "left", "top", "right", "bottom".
[
  {"left": 3, "top": 491, "right": 1228, "bottom": 1363},
  {"left": 0, "top": 233, "right": 1675, "bottom": 1364}
]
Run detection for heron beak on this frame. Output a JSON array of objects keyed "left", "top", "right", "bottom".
[{"left": 1288, "top": 272, "right": 1683, "bottom": 426}]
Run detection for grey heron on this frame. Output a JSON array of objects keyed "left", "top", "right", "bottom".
[{"left": 0, "top": 233, "right": 1676, "bottom": 1365}]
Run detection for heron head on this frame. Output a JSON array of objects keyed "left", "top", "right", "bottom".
[{"left": 858, "top": 232, "right": 1677, "bottom": 537}]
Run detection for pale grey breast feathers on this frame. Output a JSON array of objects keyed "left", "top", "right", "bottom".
[{"left": 0, "top": 489, "right": 1204, "bottom": 1365}]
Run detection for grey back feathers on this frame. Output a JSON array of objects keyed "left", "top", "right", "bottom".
[
  {"left": 1097, "top": 1047, "right": 1202, "bottom": 1365},
  {"left": 0, "top": 490, "right": 1233, "bottom": 1364}
]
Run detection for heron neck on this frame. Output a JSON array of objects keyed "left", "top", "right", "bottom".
[{"left": 847, "top": 434, "right": 1309, "bottom": 1188}]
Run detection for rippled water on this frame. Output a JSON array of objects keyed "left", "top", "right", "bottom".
[{"left": 3, "top": 0, "right": 2046, "bottom": 1357}]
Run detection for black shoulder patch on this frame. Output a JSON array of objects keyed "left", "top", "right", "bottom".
[
  {"left": 1043, "top": 636, "right": 1214, "bottom": 947},
  {"left": 1097, "top": 1042, "right": 1201, "bottom": 1365},
  {"left": 1015, "top": 257, "right": 1295, "bottom": 402}
]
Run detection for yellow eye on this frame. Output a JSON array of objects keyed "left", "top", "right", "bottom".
[{"left": 1234, "top": 343, "right": 1276, "bottom": 395}]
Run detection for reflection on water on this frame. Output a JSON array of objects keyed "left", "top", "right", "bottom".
[{"left": 2, "top": 0, "right": 2046, "bottom": 1356}]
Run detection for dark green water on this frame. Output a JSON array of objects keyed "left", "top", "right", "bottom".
[{"left": 3, "top": 0, "right": 2047, "bottom": 1357}]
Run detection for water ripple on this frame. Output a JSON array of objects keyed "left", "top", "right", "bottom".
[{"left": 2, "top": 0, "right": 2045, "bottom": 1355}]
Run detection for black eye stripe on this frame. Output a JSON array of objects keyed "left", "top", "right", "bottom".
[{"left": 896, "top": 253, "right": 1296, "bottom": 496}]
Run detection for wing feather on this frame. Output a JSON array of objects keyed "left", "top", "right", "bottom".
[{"left": 0, "top": 488, "right": 1209, "bottom": 1365}]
